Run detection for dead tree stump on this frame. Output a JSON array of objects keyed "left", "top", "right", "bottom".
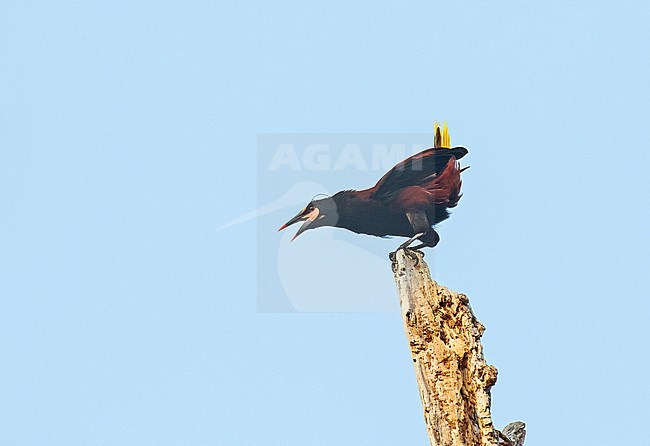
[{"left": 390, "top": 249, "right": 525, "bottom": 446}]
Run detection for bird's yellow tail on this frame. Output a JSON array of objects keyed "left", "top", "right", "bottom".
[{"left": 433, "top": 121, "right": 451, "bottom": 148}]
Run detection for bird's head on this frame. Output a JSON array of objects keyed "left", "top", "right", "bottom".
[{"left": 278, "top": 195, "right": 340, "bottom": 241}]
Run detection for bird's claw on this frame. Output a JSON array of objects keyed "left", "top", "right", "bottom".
[{"left": 393, "top": 247, "right": 420, "bottom": 266}]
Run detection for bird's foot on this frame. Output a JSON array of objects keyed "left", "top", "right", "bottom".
[
  {"left": 404, "top": 248, "right": 421, "bottom": 266},
  {"left": 391, "top": 247, "right": 421, "bottom": 266}
]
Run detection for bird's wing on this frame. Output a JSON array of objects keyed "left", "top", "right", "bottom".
[{"left": 371, "top": 147, "right": 467, "bottom": 200}]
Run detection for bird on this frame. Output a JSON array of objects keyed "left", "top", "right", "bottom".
[{"left": 278, "top": 123, "right": 468, "bottom": 251}]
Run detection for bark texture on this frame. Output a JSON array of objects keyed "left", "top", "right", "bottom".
[{"left": 390, "top": 249, "right": 525, "bottom": 446}]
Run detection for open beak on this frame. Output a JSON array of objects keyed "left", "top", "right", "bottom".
[{"left": 278, "top": 208, "right": 320, "bottom": 241}]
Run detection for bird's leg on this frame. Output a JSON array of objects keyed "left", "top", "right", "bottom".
[
  {"left": 409, "top": 230, "right": 440, "bottom": 250},
  {"left": 397, "top": 232, "right": 425, "bottom": 251},
  {"left": 399, "top": 209, "right": 431, "bottom": 251}
]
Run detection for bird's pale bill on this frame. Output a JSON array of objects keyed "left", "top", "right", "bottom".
[{"left": 278, "top": 206, "right": 320, "bottom": 241}]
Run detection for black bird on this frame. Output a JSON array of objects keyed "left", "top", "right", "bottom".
[{"left": 279, "top": 124, "right": 468, "bottom": 250}]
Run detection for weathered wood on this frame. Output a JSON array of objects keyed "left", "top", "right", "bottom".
[
  {"left": 499, "top": 422, "right": 526, "bottom": 446},
  {"left": 390, "top": 249, "right": 524, "bottom": 446}
]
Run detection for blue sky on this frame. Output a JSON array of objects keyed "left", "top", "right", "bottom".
[{"left": 2, "top": 1, "right": 650, "bottom": 445}]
